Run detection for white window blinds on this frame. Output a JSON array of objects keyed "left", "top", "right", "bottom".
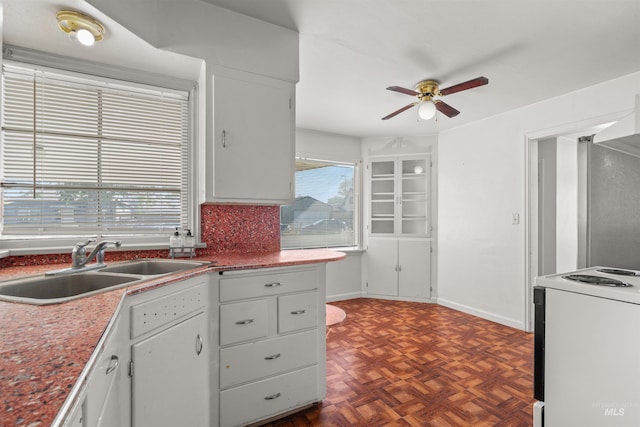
[{"left": 0, "top": 63, "right": 190, "bottom": 235}]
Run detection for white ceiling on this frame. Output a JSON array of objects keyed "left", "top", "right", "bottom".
[
  {"left": 199, "top": 0, "right": 640, "bottom": 137},
  {"left": 2, "top": 1, "right": 639, "bottom": 138}
]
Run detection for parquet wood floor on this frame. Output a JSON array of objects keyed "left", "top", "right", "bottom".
[{"left": 264, "top": 298, "right": 534, "bottom": 427}]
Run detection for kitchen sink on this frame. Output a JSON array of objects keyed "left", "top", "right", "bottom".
[
  {"left": 0, "top": 272, "right": 141, "bottom": 305},
  {"left": 0, "top": 259, "right": 211, "bottom": 305},
  {"left": 98, "top": 259, "right": 209, "bottom": 276}
]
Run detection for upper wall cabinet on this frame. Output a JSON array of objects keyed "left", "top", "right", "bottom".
[
  {"left": 208, "top": 70, "right": 295, "bottom": 204},
  {"left": 369, "top": 155, "right": 431, "bottom": 237}
]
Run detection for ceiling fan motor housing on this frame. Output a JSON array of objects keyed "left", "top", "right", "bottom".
[{"left": 416, "top": 80, "right": 440, "bottom": 100}]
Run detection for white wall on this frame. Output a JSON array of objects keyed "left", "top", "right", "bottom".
[
  {"left": 438, "top": 71, "right": 640, "bottom": 330},
  {"left": 296, "top": 128, "right": 363, "bottom": 301},
  {"left": 325, "top": 252, "right": 363, "bottom": 301},
  {"left": 296, "top": 128, "right": 361, "bottom": 163}
]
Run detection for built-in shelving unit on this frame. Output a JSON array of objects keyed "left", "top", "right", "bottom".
[{"left": 370, "top": 156, "right": 429, "bottom": 236}]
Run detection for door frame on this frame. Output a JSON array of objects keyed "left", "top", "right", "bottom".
[{"left": 523, "top": 112, "right": 626, "bottom": 331}]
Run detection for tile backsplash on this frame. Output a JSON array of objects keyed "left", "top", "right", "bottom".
[
  {"left": 0, "top": 204, "right": 281, "bottom": 268},
  {"left": 199, "top": 203, "right": 280, "bottom": 255}
]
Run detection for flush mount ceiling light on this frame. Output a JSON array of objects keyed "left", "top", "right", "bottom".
[{"left": 56, "top": 10, "right": 105, "bottom": 46}]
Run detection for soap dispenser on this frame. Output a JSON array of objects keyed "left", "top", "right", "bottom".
[
  {"left": 170, "top": 227, "right": 182, "bottom": 249},
  {"left": 184, "top": 229, "right": 195, "bottom": 248}
]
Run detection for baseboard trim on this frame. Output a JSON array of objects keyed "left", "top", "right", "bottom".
[
  {"left": 364, "top": 294, "right": 436, "bottom": 304},
  {"left": 326, "top": 291, "right": 363, "bottom": 302},
  {"left": 437, "top": 298, "right": 525, "bottom": 330}
]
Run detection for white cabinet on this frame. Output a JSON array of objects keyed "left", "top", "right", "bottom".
[
  {"left": 66, "top": 400, "right": 84, "bottom": 427},
  {"left": 129, "top": 278, "right": 210, "bottom": 427},
  {"left": 216, "top": 265, "right": 326, "bottom": 427},
  {"left": 85, "top": 312, "right": 130, "bottom": 427},
  {"left": 63, "top": 300, "right": 131, "bottom": 427},
  {"left": 366, "top": 238, "right": 432, "bottom": 300},
  {"left": 209, "top": 68, "right": 295, "bottom": 204},
  {"left": 367, "top": 153, "right": 433, "bottom": 301},
  {"left": 369, "top": 156, "right": 430, "bottom": 236}
]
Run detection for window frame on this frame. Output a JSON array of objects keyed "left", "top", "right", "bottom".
[
  {"left": 281, "top": 157, "right": 361, "bottom": 250},
  {"left": 0, "top": 56, "right": 199, "bottom": 256}
]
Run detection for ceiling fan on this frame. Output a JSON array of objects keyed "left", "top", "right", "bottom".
[{"left": 382, "top": 76, "right": 489, "bottom": 120}]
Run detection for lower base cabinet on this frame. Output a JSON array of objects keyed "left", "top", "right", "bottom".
[
  {"left": 85, "top": 313, "right": 129, "bottom": 427},
  {"left": 132, "top": 312, "right": 208, "bottom": 427},
  {"left": 366, "top": 238, "right": 432, "bottom": 300},
  {"left": 129, "top": 279, "right": 209, "bottom": 427},
  {"left": 61, "top": 263, "right": 329, "bottom": 427},
  {"left": 220, "top": 366, "right": 319, "bottom": 427},
  {"left": 217, "top": 265, "right": 327, "bottom": 427}
]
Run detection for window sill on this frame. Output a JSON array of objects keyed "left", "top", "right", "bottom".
[
  {"left": 284, "top": 246, "right": 364, "bottom": 255},
  {"left": 0, "top": 239, "right": 206, "bottom": 258}
]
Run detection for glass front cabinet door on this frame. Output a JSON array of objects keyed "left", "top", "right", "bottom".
[{"left": 369, "top": 156, "right": 430, "bottom": 236}]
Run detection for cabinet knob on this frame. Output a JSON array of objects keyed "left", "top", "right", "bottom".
[
  {"left": 290, "top": 309, "right": 306, "bottom": 315},
  {"left": 235, "top": 319, "right": 255, "bottom": 325},
  {"left": 195, "top": 334, "right": 203, "bottom": 356}
]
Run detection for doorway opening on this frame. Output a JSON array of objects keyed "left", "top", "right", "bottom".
[{"left": 524, "top": 116, "right": 624, "bottom": 331}]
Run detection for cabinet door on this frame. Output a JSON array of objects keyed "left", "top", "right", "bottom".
[
  {"left": 213, "top": 73, "right": 293, "bottom": 203},
  {"left": 132, "top": 312, "right": 208, "bottom": 427},
  {"left": 370, "top": 156, "right": 430, "bottom": 236},
  {"left": 398, "top": 239, "right": 431, "bottom": 299},
  {"left": 400, "top": 157, "right": 430, "bottom": 236},
  {"left": 366, "top": 238, "right": 398, "bottom": 296},
  {"left": 370, "top": 160, "right": 396, "bottom": 235},
  {"left": 85, "top": 314, "right": 130, "bottom": 427}
]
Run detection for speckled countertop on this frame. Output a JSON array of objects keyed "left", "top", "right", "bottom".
[{"left": 0, "top": 249, "right": 345, "bottom": 427}]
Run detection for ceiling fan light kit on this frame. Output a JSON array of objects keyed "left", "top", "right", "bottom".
[
  {"left": 56, "top": 10, "right": 105, "bottom": 46},
  {"left": 382, "top": 76, "right": 489, "bottom": 121},
  {"left": 418, "top": 100, "right": 437, "bottom": 120}
]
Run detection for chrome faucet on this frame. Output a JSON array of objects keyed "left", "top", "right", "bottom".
[
  {"left": 46, "top": 239, "right": 123, "bottom": 276},
  {"left": 71, "top": 238, "right": 96, "bottom": 269},
  {"left": 72, "top": 239, "right": 122, "bottom": 269}
]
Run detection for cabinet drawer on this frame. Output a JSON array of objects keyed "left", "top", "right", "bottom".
[
  {"left": 278, "top": 291, "right": 318, "bottom": 334},
  {"left": 219, "top": 268, "right": 316, "bottom": 302},
  {"left": 130, "top": 282, "right": 207, "bottom": 339},
  {"left": 220, "top": 299, "right": 269, "bottom": 345},
  {"left": 220, "top": 330, "right": 318, "bottom": 389},
  {"left": 220, "top": 366, "right": 319, "bottom": 427}
]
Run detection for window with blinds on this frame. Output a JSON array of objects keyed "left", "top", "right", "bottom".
[
  {"left": 280, "top": 159, "right": 357, "bottom": 249},
  {"left": 0, "top": 63, "right": 190, "bottom": 236}
]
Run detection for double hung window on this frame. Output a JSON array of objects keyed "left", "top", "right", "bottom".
[{"left": 0, "top": 63, "right": 190, "bottom": 239}]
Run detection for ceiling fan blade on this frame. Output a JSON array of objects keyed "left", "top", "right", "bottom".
[
  {"left": 439, "top": 76, "right": 488, "bottom": 96},
  {"left": 435, "top": 100, "right": 460, "bottom": 118},
  {"left": 386, "top": 86, "right": 420, "bottom": 96},
  {"left": 382, "top": 102, "right": 417, "bottom": 120}
]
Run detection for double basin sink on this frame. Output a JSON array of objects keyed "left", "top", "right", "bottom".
[{"left": 0, "top": 259, "right": 211, "bottom": 305}]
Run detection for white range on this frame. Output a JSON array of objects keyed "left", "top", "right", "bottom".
[{"left": 533, "top": 267, "right": 640, "bottom": 427}]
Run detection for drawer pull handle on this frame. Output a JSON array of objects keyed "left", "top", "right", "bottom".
[
  {"left": 195, "top": 334, "right": 203, "bottom": 356},
  {"left": 264, "top": 353, "right": 281, "bottom": 360},
  {"left": 264, "top": 282, "right": 281, "bottom": 288},
  {"left": 105, "top": 355, "right": 119, "bottom": 375},
  {"left": 235, "top": 319, "right": 255, "bottom": 325},
  {"left": 290, "top": 309, "right": 306, "bottom": 315},
  {"left": 264, "top": 392, "right": 281, "bottom": 400}
]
